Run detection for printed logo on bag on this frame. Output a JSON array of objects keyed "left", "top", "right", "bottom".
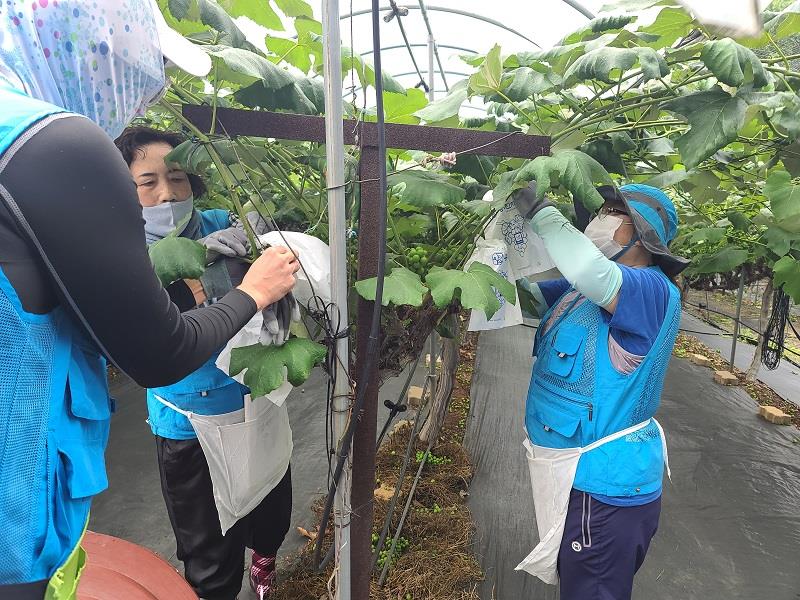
[
  {"left": 500, "top": 215, "right": 529, "bottom": 255},
  {"left": 571, "top": 541, "right": 582, "bottom": 552}
]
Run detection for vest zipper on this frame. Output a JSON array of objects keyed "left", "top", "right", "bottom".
[{"left": 558, "top": 395, "right": 593, "bottom": 421}]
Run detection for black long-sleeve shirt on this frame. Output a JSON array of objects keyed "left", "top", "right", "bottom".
[{"left": 0, "top": 114, "right": 255, "bottom": 388}]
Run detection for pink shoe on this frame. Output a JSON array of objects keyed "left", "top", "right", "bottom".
[{"left": 250, "top": 552, "right": 277, "bottom": 600}]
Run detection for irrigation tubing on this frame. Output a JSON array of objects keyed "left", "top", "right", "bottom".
[
  {"left": 313, "top": 0, "right": 390, "bottom": 568},
  {"left": 371, "top": 345, "right": 441, "bottom": 573},
  {"left": 378, "top": 436, "right": 433, "bottom": 585},
  {"left": 375, "top": 353, "right": 422, "bottom": 449}
]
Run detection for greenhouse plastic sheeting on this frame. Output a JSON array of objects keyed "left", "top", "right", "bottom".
[{"left": 466, "top": 322, "right": 800, "bottom": 600}]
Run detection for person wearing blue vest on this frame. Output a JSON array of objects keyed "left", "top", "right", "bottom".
[
  {"left": 0, "top": 2, "right": 299, "bottom": 599},
  {"left": 116, "top": 126, "right": 293, "bottom": 600},
  {"left": 511, "top": 182, "right": 689, "bottom": 600}
]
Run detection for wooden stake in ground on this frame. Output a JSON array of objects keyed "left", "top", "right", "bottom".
[{"left": 420, "top": 315, "right": 461, "bottom": 444}]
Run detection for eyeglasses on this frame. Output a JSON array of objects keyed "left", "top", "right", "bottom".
[
  {"left": 598, "top": 206, "right": 628, "bottom": 217},
  {"left": 597, "top": 206, "right": 634, "bottom": 225}
]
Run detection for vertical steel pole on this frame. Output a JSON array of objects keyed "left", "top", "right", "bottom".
[
  {"left": 322, "top": 1, "right": 351, "bottom": 597},
  {"left": 730, "top": 268, "right": 746, "bottom": 369}
]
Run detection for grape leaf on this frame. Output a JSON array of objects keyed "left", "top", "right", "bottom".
[
  {"left": 493, "top": 149, "right": 613, "bottom": 211},
  {"left": 639, "top": 7, "right": 694, "bottom": 49},
  {"left": 645, "top": 168, "right": 689, "bottom": 188},
  {"left": 274, "top": 0, "right": 313, "bottom": 18},
  {"left": 564, "top": 46, "right": 669, "bottom": 84},
  {"left": 762, "top": 225, "right": 800, "bottom": 256},
  {"left": 469, "top": 44, "right": 505, "bottom": 95},
  {"left": 387, "top": 170, "right": 466, "bottom": 208},
  {"left": 688, "top": 227, "right": 727, "bottom": 244},
  {"left": 745, "top": 92, "right": 800, "bottom": 142},
  {"left": 415, "top": 80, "right": 468, "bottom": 122},
  {"left": 206, "top": 46, "right": 296, "bottom": 89},
  {"left": 234, "top": 79, "right": 319, "bottom": 114},
  {"left": 663, "top": 88, "right": 747, "bottom": 170},
  {"left": 689, "top": 246, "right": 749, "bottom": 275},
  {"left": 425, "top": 262, "right": 516, "bottom": 319},
  {"left": 773, "top": 256, "right": 800, "bottom": 303},
  {"left": 197, "top": 0, "right": 249, "bottom": 48},
  {"left": 765, "top": 170, "right": 800, "bottom": 233},
  {"left": 148, "top": 236, "right": 207, "bottom": 286},
  {"left": 701, "top": 38, "right": 769, "bottom": 89},
  {"left": 502, "top": 67, "right": 562, "bottom": 101},
  {"left": 354, "top": 267, "right": 428, "bottom": 307},
  {"left": 365, "top": 89, "right": 428, "bottom": 124},
  {"left": 218, "top": 0, "right": 283, "bottom": 30},
  {"left": 229, "top": 338, "right": 327, "bottom": 397}
]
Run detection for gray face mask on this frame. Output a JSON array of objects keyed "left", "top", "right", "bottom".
[{"left": 142, "top": 196, "right": 194, "bottom": 244}]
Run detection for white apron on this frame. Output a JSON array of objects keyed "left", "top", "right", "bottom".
[
  {"left": 154, "top": 393, "right": 293, "bottom": 535},
  {"left": 515, "top": 418, "right": 670, "bottom": 584}
]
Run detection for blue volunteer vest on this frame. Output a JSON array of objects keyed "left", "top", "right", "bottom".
[
  {"left": 0, "top": 85, "right": 111, "bottom": 583},
  {"left": 527, "top": 267, "right": 681, "bottom": 498},
  {"left": 145, "top": 210, "right": 248, "bottom": 440}
]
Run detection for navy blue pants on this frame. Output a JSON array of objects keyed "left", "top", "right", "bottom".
[{"left": 558, "top": 488, "right": 661, "bottom": 600}]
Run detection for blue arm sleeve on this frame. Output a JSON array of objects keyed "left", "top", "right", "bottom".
[{"left": 529, "top": 206, "right": 622, "bottom": 307}]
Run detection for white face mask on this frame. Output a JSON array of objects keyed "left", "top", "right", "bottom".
[
  {"left": 142, "top": 196, "right": 194, "bottom": 244},
  {"left": 584, "top": 215, "right": 625, "bottom": 259}
]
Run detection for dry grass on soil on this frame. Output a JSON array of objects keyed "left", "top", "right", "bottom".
[
  {"left": 272, "top": 334, "right": 483, "bottom": 600},
  {"left": 673, "top": 333, "right": 800, "bottom": 429}
]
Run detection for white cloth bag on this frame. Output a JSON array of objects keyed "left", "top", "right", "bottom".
[
  {"left": 515, "top": 419, "right": 670, "bottom": 584},
  {"left": 465, "top": 242, "right": 523, "bottom": 331},
  {"left": 259, "top": 230, "right": 332, "bottom": 306},
  {"left": 154, "top": 394, "right": 293, "bottom": 535},
  {"left": 481, "top": 192, "right": 554, "bottom": 279},
  {"left": 465, "top": 193, "right": 555, "bottom": 331},
  {"left": 216, "top": 229, "right": 332, "bottom": 401}
]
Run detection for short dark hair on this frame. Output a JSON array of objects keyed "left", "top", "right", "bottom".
[{"left": 114, "top": 126, "right": 207, "bottom": 198}]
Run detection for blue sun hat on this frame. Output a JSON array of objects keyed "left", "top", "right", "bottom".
[{"left": 597, "top": 183, "right": 690, "bottom": 276}]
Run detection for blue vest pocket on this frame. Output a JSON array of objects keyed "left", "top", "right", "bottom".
[
  {"left": 67, "top": 350, "right": 111, "bottom": 422},
  {"left": 546, "top": 324, "right": 585, "bottom": 381},
  {"left": 57, "top": 440, "right": 108, "bottom": 499},
  {"left": 527, "top": 384, "right": 588, "bottom": 448},
  {"left": 533, "top": 407, "right": 580, "bottom": 439}
]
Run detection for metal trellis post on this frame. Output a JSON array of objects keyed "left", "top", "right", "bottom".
[
  {"left": 730, "top": 268, "right": 746, "bottom": 368},
  {"left": 322, "top": 1, "right": 352, "bottom": 598}
]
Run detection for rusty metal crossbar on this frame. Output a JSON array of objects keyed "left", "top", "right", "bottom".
[{"left": 182, "top": 105, "right": 549, "bottom": 157}]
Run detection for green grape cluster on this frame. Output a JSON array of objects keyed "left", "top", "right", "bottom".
[
  {"left": 371, "top": 533, "right": 410, "bottom": 569},
  {"left": 405, "top": 246, "right": 429, "bottom": 277},
  {"left": 415, "top": 450, "right": 452, "bottom": 466}
]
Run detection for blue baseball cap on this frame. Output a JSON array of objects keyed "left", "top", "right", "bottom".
[{"left": 597, "top": 184, "right": 690, "bottom": 276}]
